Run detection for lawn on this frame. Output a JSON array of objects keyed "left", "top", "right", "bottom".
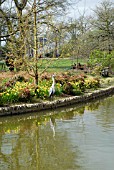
[
  {"left": 37, "top": 57, "right": 88, "bottom": 73},
  {"left": 0, "top": 57, "right": 87, "bottom": 73}
]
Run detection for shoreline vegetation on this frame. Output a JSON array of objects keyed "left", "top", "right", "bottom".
[
  {"left": 0, "top": 86, "right": 114, "bottom": 116},
  {"left": 0, "top": 58, "right": 114, "bottom": 116}
]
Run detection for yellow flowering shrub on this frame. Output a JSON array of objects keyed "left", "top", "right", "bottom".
[
  {"left": 0, "top": 81, "right": 36, "bottom": 104},
  {"left": 0, "top": 73, "right": 100, "bottom": 105},
  {"left": 84, "top": 78, "right": 100, "bottom": 89}
]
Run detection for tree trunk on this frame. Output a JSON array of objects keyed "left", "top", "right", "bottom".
[
  {"left": 35, "top": 72, "right": 38, "bottom": 85},
  {"left": 34, "top": 0, "right": 38, "bottom": 85}
]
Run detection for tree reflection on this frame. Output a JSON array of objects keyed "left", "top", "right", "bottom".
[
  {"left": 95, "top": 96, "right": 114, "bottom": 129},
  {"left": 85, "top": 100, "right": 101, "bottom": 111},
  {"left": 0, "top": 112, "right": 83, "bottom": 170},
  {"left": 1, "top": 96, "right": 114, "bottom": 170}
]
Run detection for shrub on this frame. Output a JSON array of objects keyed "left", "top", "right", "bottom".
[
  {"left": 0, "top": 72, "right": 101, "bottom": 105},
  {"left": 16, "top": 82, "right": 35, "bottom": 101},
  {"left": 55, "top": 83, "right": 63, "bottom": 95},
  {"left": 15, "top": 75, "right": 26, "bottom": 82},
  {"left": 41, "top": 72, "right": 51, "bottom": 81},
  {"left": 71, "top": 82, "right": 83, "bottom": 95},
  {"left": 35, "top": 85, "right": 49, "bottom": 99},
  {"left": 84, "top": 77, "right": 100, "bottom": 89},
  {"left": 63, "top": 82, "right": 73, "bottom": 95},
  {"left": 0, "top": 76, "right": 27, "bottom": 93},
  {"left": 88, "top": 50, "right": 113, "bottom": 69},
  {"left": 0, "top": 89, "right": 19, "bottom": 104},
  {"left": 0, "top": 78, "right": 16, "bottom": 93},
  {"left": 63, "top": 82, "right": 83, "bottom": 95},
  {"left": 55, "top": 74, "right": 69, "bottom": 85},
  {"left": 35, "top": 80, "right": 51, "bottom": 99},
  {"left": 0, "top": 82, "right": 35, "bottom": 104}
]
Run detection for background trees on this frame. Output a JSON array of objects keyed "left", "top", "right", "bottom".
[
  {"left": 59, "top": 0, "right": 114, "bottom": 68},
  {"left": 91, "top": 0, "right": 114, "bottom": 52},
  {"left": 0, "top": 0, "right": 114, "bottom": 83},
  {"left": 0, "top": 0, "right": 114, "bottom": 56},
  {"left": 0, "top": 0, "right": 75, "bottom": 84}
]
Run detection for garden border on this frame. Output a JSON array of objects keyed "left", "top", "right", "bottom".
[{"left": 0, "top": 86, "right": 114, "bottom": 116}]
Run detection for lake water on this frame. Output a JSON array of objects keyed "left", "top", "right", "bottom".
[{"left": 0, "top": 95, "right": 114, "bottom": 170}]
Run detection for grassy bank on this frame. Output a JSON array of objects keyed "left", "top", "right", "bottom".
[{"left": 0, "top": 57, "right": 87, "bottom": 72}]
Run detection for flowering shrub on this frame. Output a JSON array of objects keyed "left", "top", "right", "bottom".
[
  {"left": 55, "top": 73, "right": 86, "bottom": 85},
  {"left": 62, "top": 82, "right": 83, "bottom": 95},
  {"left": 0, "top": 78, "right": 16, "bottom": 92},
  {"left": 0, "top": 89, "right": 19, "bottom": 104},
  {"left": 0, "top": 81, "right": 35, "bottom": 104},
  {"left": 84, "top": 78, "right": 100, "bottom": 89},
  {"left": 0, "top": 72, "right": 101, "bottom": 105},
  {"left": 0, "top": 75, "right": 27, "bottom": 93},
  {"left": 55, "top": 83, "right": 63, "bottom": 95},
  {"left": 16, "top": 82, "right": 35, "bottom": 101},
  {"left": 55, "top": 75, "right": 68, "bottom": 85},
  {"left": 41, "top": 72, "right": 51, "bottom": 80},
  {"left": 71, "top": 81, "right": 84, "bottom": 94},
  {"left": 62, "top": 82, "right": 72, "bottom": 95},
  {"left": 35, "top": 85, "right": 49, "bottom": 99},
  {"left": 35, "top": 80, "right": 51, "bottom": 99}
]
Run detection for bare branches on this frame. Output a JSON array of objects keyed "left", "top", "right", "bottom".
[{"left": 14, "top": 0, "right": 28, "bottom": 10}]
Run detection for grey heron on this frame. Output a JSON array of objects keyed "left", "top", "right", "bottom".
[{"left": 49, "top": 75, "right": 55, "bottom": 97}]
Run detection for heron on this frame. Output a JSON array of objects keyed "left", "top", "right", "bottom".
[{"left": 49, "top": 75, "right": 55, "bottom": 97}]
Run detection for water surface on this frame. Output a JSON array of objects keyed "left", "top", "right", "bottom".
[{"left": 0, "top": 95, "right": 114, "bottom": 170}]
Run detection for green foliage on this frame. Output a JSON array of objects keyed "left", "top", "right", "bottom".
[
  {"left": 63, "top": 82, "right": 83, "bottom": 95},
  {"left": 0, "top": 72, "right": 100, "bottom": 105},
  {"left": 60, "top": 43, "right": 73, "bottom": 58},
  {"left": 110, "top": 51, "right": 114, "bottom": 71},
  {"left": 0, "top": 76, "right": 27, "bottom": 93},
  {"left": 71, "top": 82, "right": 83, "bottom": 95},
  {"left": 84, "top": 77, "right": 100, "bottom": 89},
  {"left": 35, "top": 86, "right": 49, "bottom": 99},
  {"left": 0, "top": 46, "right": 7, "bottom": 59},
  {"left": 0, "top": 82, "right": 35, "bottom": 105},
  {"left": 88, "top": 50, "right": 103, "bottom": 66},
  {"left": 88, "top": 50, "right": 113, "bottom": 68},
  {"left": 55, "top": 83, "right": 63, "bottom": 95},
  {"left": 0, "top": 89, "right": 19, "bottom": 104}
]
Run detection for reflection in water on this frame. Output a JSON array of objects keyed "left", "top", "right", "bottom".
[
  {"left": 50, "top": 117, "right": 56, "bottom": 138},
  {"left": 0, "top": 95, "right": 114, "bottom": 170}
]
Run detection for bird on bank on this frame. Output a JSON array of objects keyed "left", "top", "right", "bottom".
[{"left": 49, "top": 75, "right": 55, "bottom": 97}]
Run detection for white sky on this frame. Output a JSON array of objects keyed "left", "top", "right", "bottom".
[{"left": 68, "top": 0, "right": 113, "bottom": 18}]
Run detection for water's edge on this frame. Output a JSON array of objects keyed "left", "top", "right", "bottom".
[{"left": 0, "top": 86, "right": 114, "bottom": 116}]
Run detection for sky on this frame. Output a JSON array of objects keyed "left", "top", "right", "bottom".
[{"left": 68, "top": 0, "right": 111, "bottom": 18}]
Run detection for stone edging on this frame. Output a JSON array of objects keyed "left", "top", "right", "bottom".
[{"left": 0, "top": 86, "right": 114, "bottom": 116}]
